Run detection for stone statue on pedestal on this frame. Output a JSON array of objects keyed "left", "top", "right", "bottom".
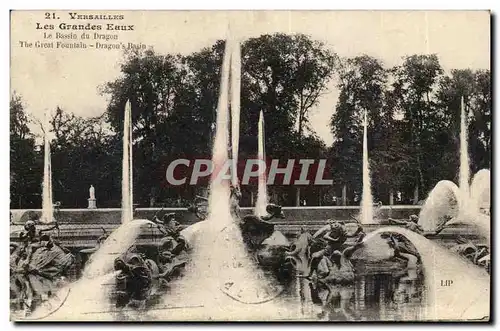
[{"left": 88, "top": 185, "right": 96, "bottom": 209}]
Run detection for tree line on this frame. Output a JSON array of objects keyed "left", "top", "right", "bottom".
[{"left": 10, "top": 33, "right": 491, "bottom": 209}]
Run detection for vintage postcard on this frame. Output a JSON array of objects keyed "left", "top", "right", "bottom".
[{"left": 9, "top": 10, "right": 491, "bottom": 322}]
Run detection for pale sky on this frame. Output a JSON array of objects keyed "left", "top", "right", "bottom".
[{"left": 11, "top": 11, "right": 490, "bottom": 145}]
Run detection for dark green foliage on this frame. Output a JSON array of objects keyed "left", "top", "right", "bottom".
[
  {"left": 10, "top": 93, "right": 42, "bottom": 208},
  {"left": 330, "top": 54, "right": 490, "bottom": 203},
  {"left": 10, "top": 34, "right": 491, "bottom": 207}
]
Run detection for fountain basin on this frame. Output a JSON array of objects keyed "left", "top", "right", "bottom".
[{"left": 11, "top": 206, "right": 422, "bottom": 225}]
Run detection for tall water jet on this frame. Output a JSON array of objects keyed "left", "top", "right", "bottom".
[
  {"left": 163, "top": 36, "right": 285, "bottom": 319},
  {"left": 459, "top": 97, "right": 470, "bottom": 207},
  {"left": 230, "top": 39, "right": 241, "bottom": 188},
  {"left": 177, "top": 34, "right": 235, "bottom": 285},
  {"left": 360, "top": 110, "right": 374, "bottom": 224},
  {"left": 176, "top": 35, "right": 233, "bottom": 253},
  {"left": 41, "top": 110, "right": 53, "bottom": 224},
  {"left": 121, "top": 101, "right": 133, "bottom": 223},
  {"left": 209, "top": 38, "right": 232, "bottom": 211},
  {"left": 255, "top": 110, "right": 268, "bottom": 217}
]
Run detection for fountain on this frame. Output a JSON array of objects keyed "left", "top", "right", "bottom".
[
  {"left": 27, "top": 100, "right": 154, "bottom": 320},
  {"left": 255, "top": 110, "right": 268, "bottom": 217},
  {"left": 175, "top": 35, "right": 252, "bottom": 293},
  {"left": 360, "top": 110, "right": 374, "bottom": 224},
  {"left": 357, "top": 227, "right": 489, "bottom": 320},
  {"left": 41, "top": 111, "right": 53, "bottom": 224},
  {"left": 150, "top": 35, "right": 298, "bottom": 321},
  {"left": 19, "top": 32, "right": 491, "bottom": 324},
  {"left": 83, "top": 100, "right": 152, "bottom": 278},
  {"left": 418, "top": 97, "right": 490, "bottom": 241}
]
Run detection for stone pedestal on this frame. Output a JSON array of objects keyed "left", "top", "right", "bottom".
[{"left": 88, "top": 198, "right": 97, "bottom": 209}]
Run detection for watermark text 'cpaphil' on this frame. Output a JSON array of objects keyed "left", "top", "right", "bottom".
[{"left": 165, "top": 158, "right": 333, "bottom": 186}]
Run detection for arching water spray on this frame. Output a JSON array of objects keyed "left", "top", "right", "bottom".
[
  {"left": 418, "top": 180, "right": 460, "bottom": 231},
  {"left": 83, "top": 219, "right": 155, "bottom": 278},
  {"left": 470, "top": 169, "right": 490, "bottom": 213},
  {"left": 419, "top": 176, "right": 490, "bottom": 242},
  {"left": 121, "top": 101, "right": 133, "bottom": 223},
  {"left": 255, "top": 110, "right": 268, "bottom": 217},
  {"left": 360, "top": 110, "right": 374, "bottom": 224},
  {"left": 30, "top": 219, "right": 154, "bottom": 320},
  {"left": 41, "top": 111, "right": 53, "bottom": 223}
]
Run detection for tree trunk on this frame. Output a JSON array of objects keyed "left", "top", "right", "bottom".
[
  {"left": 413, "top": 186, "right": 419, "bottom": 205},
  {"left": 389, "top": 189, "right": 394, "bottom": 205},
  {"left": 416, "top": 151, "right": 425, "bottom": 196},
  {"left": 487, "top": 139, "right": 491, "bottom": 168},
  {"left": 296, "top": 188, "right": 301, "bottom": 207},
  {"left": 298, "top": 114, "right": 303, "bottom": 137}
]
